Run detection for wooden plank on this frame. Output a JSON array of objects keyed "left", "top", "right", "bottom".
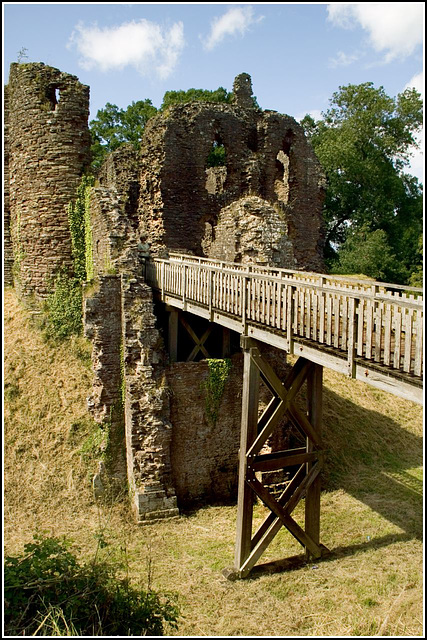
[
  {"left": 333, "top": 295, "right": 340, "bottom": 348},
  {"left": 252, "top": 449, "right": 318, "bottom": 472},
  {"left": 393, "top": 307, "right": 402, "bottom": 369},
  {"left": 347, "top": 297, "right": 356, "bottom": 377},
  {"left": 374, "top": 302, "right": 383, "bottom": 363},
  {"left": 365, "top": 299, "right": 374, "bottom": 360},
  {"left": 357, "top": 298, "right": 365, "bottom": 357},
  {"left": 234, "top": 346, "right": 260, "bottom": 571},
  {"left": 403, "top": 307, "right": 413, "bottom": 373},
  {"left": 326, "top": 293, "right": 332, "bottom": 345},
  {"left": 414, "top": 309, "right": 423, "bottom": 377},
  {"left": 383, "top": 304, "right": 392, "bottom": 367}
]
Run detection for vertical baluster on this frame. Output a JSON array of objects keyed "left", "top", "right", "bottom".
[
  {"left": 393, "top": 307, "right": 402, "bottom": 369},
  {"left": 403, "top": 307, "right": 413, "bottom": 373},
  {"left": 383, "top": 304, "right": 392, "bottom": 366},
  {"left": 341, "top": 295, "right": 348, "bottom": 351},
  {"left": 333, "top": 294, "right": 340, "bottom": 348},
  {"left": 357, "top": 298, "right": 365, "bottom": 356},
  {"left": 365, "top": 299, "right": 374, "bottom": 360},
  {"left": 414, "top": 307, "right": 423, "bottom": 377},
  {"left": 326, "top": 292, "right": 332, "bottom": 345},
  {"left": 374, "top": 302, "right": 383, "bottom": 363}
]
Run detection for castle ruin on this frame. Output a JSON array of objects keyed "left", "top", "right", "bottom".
[{"left": 4, "top": 64, "right": 326, "bottom": 522}]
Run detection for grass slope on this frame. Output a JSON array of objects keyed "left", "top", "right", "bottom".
[{"left": 3, "top": 288, "right": 423, "bottom": 636}]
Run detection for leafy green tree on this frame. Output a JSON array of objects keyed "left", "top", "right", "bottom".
[
  {"left": 90, "top": 100, "right": 157, "bottom": 169},
  {"left": 301, "top": 83, "right": 423, "bottom": 284}
]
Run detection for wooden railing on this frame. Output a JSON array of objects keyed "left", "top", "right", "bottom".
[{"left": 145, "top": 254, "right": 423, "bottom": 400}]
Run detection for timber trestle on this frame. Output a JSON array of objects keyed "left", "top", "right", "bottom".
[
  {"left": 225, "top": 338, "right": 325, "bottom": 579},
  {"left": 145, "top": 253, "right": 423, "bottom": 579}
]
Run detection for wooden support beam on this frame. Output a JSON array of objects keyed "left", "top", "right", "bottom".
[
  {"left": 234, "top": 343, "right": 260, "bottom": 572},
  {"left": 227, "top": 340, "right": 326, "bottom": 579}
]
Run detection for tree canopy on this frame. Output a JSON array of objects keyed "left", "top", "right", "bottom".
[{"left": 301, "top": 82, "right": 423, "bottom": 284}]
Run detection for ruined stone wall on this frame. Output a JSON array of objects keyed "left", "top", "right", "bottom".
[
  {"left": 167, "top": 355, "right": 243, "bottom": 507},
  {"left": 8, "top": 63, "right": 91, "bottom": 297},
  {"left": 3, "top": 85, "right": 14, "bottom": 286},
  {"left": 137, "top": 74, "right": 325, "bottom": 271}
]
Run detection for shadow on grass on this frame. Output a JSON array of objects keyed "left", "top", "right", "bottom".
[{"left": 321, "top": 386, "right": 423, "bottom": 541}]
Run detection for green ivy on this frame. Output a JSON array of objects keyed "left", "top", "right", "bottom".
[
  {"left": 68, "top": 175, "right": 94, "bottom": 282},
  {"left": 204, "top": 358, "right": 232, "bottom": 426},
  {"left": 44, "top": 269, "right": 83, "bottom": 340}
]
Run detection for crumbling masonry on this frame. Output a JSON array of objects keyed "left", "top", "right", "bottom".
[{"left": 5, "top": 65, "right": 325, "bottom": 521}]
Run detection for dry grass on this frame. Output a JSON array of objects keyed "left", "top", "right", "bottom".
[{"left": 3, "top": 287, "right": 424, "bottom": 636}]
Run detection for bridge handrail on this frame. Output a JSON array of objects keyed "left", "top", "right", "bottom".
[
  {"left": 164, "top": 254, "right": 423, "bottom": 308},
  {"left": 146, "top": 255, "right": 423, "bottom": 384}
]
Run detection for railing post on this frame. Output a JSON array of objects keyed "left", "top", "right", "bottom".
[{"left": 182, "top": 264, "right": 187, "bottom": 306}]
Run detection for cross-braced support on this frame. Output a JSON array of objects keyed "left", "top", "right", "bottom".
[{"left": 228, "top": 336, "right": 325, "bottom": 579}]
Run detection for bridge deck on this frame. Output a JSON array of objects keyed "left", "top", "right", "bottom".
[{"left": 145, "top": 254, "right": 423, "bottom": 405}]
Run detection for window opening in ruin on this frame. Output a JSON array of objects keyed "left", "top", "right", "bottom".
[
  {"left": 206, "top": 140, "right": 226, "bottom": 168},
  {"left": 247, "top": 129, "right": 258, "bottom": 152},
  {"left": 275, "top": 129, "right": 294, "bottom": 205},
  {"left": 46, "top": 85, "right": 60, "bottom": 111},
  {"left": 205, "top": 138, "right": 228, "bottom": 195}
]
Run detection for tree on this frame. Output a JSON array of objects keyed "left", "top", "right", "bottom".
[
  {"left": 89, "top": 100, "right": 157, "bottom": 169},
  {"left": 301, "top": 83, "right": 423, "bottom": 284}
]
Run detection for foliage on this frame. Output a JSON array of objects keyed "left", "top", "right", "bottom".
[
  {"left": 68, "top": 175, "right": 95, "bottom": 282},
  {"left": 160, "top": 86, "right": 233, "bottom": 111},
  {"left": 207, "top": 141, "right": 227, "bottom": 168},
  {"left": 44, "top": 270, "right": 83, "bottom": 341},
  {"left": 330, "top": 225, "right": 402, "bottom": 282},
  {"left": 4, "top": 534, "right": 179, "bottom": 637},
  {"left": 301, "top": 82, "right": 423, "bottom": 284},
  {"left": 204, "top": 359, "right": 232, "bottom": 426},
  {"left": 90, "top": 100, "right": 157, "bottom": 169}
]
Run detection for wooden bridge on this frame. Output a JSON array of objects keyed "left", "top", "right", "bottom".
[{"left": 145, "top": 253, "right": 423, "bottom": 578}]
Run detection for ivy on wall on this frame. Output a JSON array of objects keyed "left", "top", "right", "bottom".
[
  {"left": 204, "top": 358, "right": 232, "bottom": 426},
  {"left": 68, "top": 175, "right": 95, "bottom": 282},
  {"left": 45, "top": 176, "right": 94, "bottom": 341}
]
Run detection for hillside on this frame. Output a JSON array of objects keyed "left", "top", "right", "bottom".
[{"left": 3, "top": 287, "right": 423, "bottom": 636}]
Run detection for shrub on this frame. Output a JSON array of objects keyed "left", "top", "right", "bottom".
[
  {"left": 4, "top": 534, "right": 179, "bottom": 636},
  {"left": 44, "top": 271, "right": 83, "bottom": 341}
]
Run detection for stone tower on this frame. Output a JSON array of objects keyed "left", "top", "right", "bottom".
[{"left": 6, "top": 63, "right": 91, "bottom": 297}]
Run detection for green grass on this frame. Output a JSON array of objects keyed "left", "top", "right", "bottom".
[{"left": 3, "top": 288, "right": 423, "bottom": 636}]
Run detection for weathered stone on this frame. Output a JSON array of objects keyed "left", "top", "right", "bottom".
[{"left": 6, "top": 63, "right": 91, "bottom": 297}]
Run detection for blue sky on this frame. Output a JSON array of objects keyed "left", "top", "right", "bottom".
[{"left": 3, "top": 2, "right": 424, "bottom": 180}]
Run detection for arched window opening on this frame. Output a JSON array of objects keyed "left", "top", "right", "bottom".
[{"left": 205, "top": 136, "right": 227, "bottom": 194}]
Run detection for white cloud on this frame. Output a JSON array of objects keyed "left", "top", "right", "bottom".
[
  {"left": 68, "top": 19, "right": 185, "bottom": 79},
  {"left": 329, "top": 50, "right": 361, "bottom": 68},
  {"left": 403, "top": 72, "right": 424, "bottom": 182},
  {"left": 327, "top": 3, "right": 423, "bottom": 62},
  {"left": 203, "top": 7, "right": 262, "bottom": 51}
]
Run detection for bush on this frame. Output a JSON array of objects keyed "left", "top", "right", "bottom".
[
  {"left": 44, "top": 271, "right": 83, "bottom": 341},
  {"left": 4, "top": 534, "right": 179, "bottom": 636}
]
